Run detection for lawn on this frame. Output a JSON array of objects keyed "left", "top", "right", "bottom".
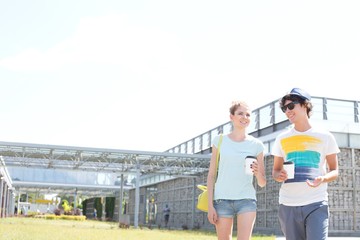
[{"left": 0, "top": 217, "right": 275, "bottom": 240}]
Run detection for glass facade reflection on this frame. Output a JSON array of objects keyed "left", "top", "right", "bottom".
[{"left": 8, "top": 166, "right": 120, "bottom": 186}]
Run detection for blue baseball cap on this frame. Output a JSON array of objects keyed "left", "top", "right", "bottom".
[{"left": 288, "top": 88, "right": 311, "bottom": 101}]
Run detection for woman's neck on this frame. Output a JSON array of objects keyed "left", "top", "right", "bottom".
[{"left": 228, "top": 130, "right": 247, "bottom": 142}]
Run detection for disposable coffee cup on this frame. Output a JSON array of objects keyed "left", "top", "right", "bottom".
[
  {"left": 245, "top": 156, "right": 257, "bottom": 175},
  {"left": 283, "top": 161, "right": 295, "bottom": 179}
]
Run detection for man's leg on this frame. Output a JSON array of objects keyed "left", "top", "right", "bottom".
[
  {"left": 278, "top": 204, "right": 306, "bottom": 240},
  {"left": 304, "top": 201, "right": 329, "bottom": 240}
]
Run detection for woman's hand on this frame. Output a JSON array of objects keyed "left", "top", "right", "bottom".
[
  {"left": 252, "top": 154, "right": 266, "bottom": 187},
  {"left": 207, "top": 206, "right": 218, "bottom": 225},
  {"left": 251, "top": 160, "right": 259, "bottom": 175}
]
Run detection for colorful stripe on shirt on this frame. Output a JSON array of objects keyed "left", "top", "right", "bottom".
[{"left": 280, "top": 135, "right": 321, "bottom": 183}]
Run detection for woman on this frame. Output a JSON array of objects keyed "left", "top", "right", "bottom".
[{"left": 207, "top": 100, "right": 266, "bottom": 240}]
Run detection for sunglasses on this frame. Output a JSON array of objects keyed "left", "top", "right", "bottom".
[{"left": 281, "top": 101, "right": 300, "bottom": 113}]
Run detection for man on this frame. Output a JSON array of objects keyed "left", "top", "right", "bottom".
[
  {"left": 272, "top": 88, "right": 339, "bottom": 240},
  {"left": 163, "top": 204, "right": 170, "bottom": 228}
]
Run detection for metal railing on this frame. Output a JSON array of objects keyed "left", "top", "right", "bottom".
[{"left": 165, "top": 97, "right": 359, "bottom": 154}]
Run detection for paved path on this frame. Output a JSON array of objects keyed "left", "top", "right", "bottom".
[{"left": 276, "top": 237, "right": 360, "bottom": 240}]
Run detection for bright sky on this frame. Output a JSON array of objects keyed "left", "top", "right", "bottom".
[{"left": 1, "top": 1, "right": 359, "bottom": 152}]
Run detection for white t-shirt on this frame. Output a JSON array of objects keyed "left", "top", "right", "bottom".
[
  {"left": 271, "top": 126, "right": 340, "bottom": 206},
  {"left": 212, "top": 134, "right": 264, "bottom": 200}
]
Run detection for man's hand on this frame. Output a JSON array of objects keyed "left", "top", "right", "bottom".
[{"left": 306, "top": 176, "right": 324, "bottom": 187}]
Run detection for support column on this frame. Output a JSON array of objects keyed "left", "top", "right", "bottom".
[
  {"left": 0, "top": 178, "right": 3, "bottom": 218},
  {"left": 101, "top": 197, "right": 106, "bottom": 221},
  {"left": 17, "top": 191, "right": 21, "bottom": 215},
  {"left": 119, "top": 174, "right": 124, "bottom": 218},
  {"left": 4, "top": 186, "right": 9, "bottom": 217},
  {"left": 134, "top": 165, "right": 140, "bottom": 228},
  {"left": 7, "top": 189, "right": 13, "bottom": 217},
  {"left": 191, "top": 178, "right": 196, "bottom": 229}
]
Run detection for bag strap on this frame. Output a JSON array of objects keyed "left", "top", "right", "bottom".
[{"left": 215, "top": 134, "right": 223, "bottom": 180}]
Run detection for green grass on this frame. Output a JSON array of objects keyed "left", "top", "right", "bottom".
[{"left": 0, "top": 217, "right": 275, "bottom": 240}]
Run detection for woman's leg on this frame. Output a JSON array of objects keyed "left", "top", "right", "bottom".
[
  {"left": 216, "top": 217, "right": 234, "bottom": 240},
  {"left": 236, "top": 211, "right": 256, "bottom": 240}
]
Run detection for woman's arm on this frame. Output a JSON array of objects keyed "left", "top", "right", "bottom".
[
  {"left": 254, "top": 152, "right": 266, "bottom": 187},
  {"left": 206, "top": 145, "right": 218, "bottom": 224}
]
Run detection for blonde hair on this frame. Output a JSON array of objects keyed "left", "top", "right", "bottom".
[{"left": 229, "top": 100, "right": 249, "bottom": 115}]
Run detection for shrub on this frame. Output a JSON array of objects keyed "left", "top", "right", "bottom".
[
  {"left": 62, "top": 200, "right": 73, "bottom": 215},
  {"left": 53, "top": 208, "right": 62, "bottom": 216}
]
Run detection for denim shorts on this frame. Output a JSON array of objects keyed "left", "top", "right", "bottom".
[{"left": 213, "top": 199, "right": 257, "bottom": 218}]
